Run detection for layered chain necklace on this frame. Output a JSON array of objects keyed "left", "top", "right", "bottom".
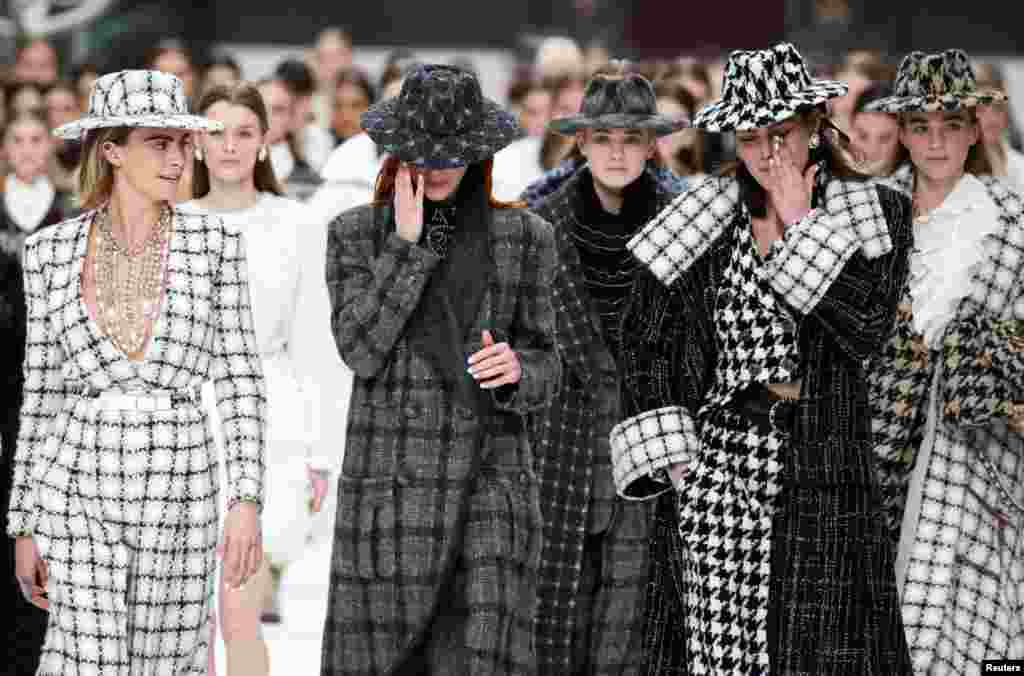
[{"left": 93, "top": 205, "right": 173, "bottom": 357}]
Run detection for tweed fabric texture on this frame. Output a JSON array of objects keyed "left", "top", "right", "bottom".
[
  {"left": 321, "top": 202, "right": 559, "bottom": 675},
  {"left": 868, "top": 169, "right": 1024, "bottom": 673},
  {"left": 864, "top": 49, "right": 1008, "bottom": 114},
  {"left": 5, "top": 209, "right": 266, "bottom": 675},
  {"left": 671, "top": 218, "right": 800, "bottom": 674},
  {"left": 528, "top": 165, "right": 680, "bottom": 674},
  {"left": 521, "top": 158, "right": 686, "bottom": 210},
  {"left": 361, "top": 64, "right": 522, "bottom": 168},
  {"left": 692, "top": 43, "right": 847, "bottom": 133},
  {"left": 54, "top": 70, "right": 222, "bottom": 140},
  {"left": 548, "top": 73, "right": 689, "bottom": 137},
  {"left": 618, "top": 167, "right": 915, "bottom": 674}
]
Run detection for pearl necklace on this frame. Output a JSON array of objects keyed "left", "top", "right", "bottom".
[{"left": 93, "top": 205, "right": 173, "bottom": 357}]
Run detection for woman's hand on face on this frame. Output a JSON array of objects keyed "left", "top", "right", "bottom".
[
  {"left": 220, "top": 502, "right": 262, "bottom": 591},
  {"left": 395, "top": 165, "right": 425, "bottom": 243},
  {"left": 766, "top": 136, "right": 817, "bottom": 227},
  {"left": 467, "top": 330, "right": 522, "bottom": 389}
]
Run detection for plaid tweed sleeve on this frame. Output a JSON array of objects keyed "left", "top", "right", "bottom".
[
  {"left": 766, "top": 184, "right": 913, "bottom": 360},
  {"left": 326, "top": 207, "right": 442, "bottom": 378},
  {"left": 611, "top": 267, "right": 710, "bottom": 500},
  {"left": 7, "top": 236, "right": 69, "bottom": 536},
  {"left": 939, "top": 300, "right": 1024, "bottom": 428},
  {"left": 211, "top": 224, "right": 268, "bottom": 511},
  {"left": 492, "top": 211, "right": 561, "bottom": 414}
]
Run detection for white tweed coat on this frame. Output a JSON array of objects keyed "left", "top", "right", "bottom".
[{"left": 5, "top": 208, "right": 266, "bottom": 676}]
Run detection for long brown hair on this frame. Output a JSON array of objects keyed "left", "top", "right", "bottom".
[
  {"left": 717, "top": 104, "right": 870, "bottom": 217},
  {"left": 373, "top": 157, "right": 524, "bottom": 209},
  {"left": 192, "top": 82, "right": 285, "bottom": 199},
  {"left": 78, "top": 126, "right": 134, "bottom": 210}
]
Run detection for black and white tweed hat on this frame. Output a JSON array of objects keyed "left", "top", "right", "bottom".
[
  {"left": 548, "top": 72, "right": 690, "bottom": 136},
  {"left": 53, "top": 70, "right": 222, "bottom": 141},
  {"left": 361, "top": 64, "right": 522, "bottom": 169},
  {"left": 693, "top": 42, "right": 847, "bottom": 132},
  {"left": 863, "top": 49, "right": 1008, "bottom": 114}
]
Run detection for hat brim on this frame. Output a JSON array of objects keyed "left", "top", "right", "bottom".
[
  {"left": 693, "top": 80, "right": 848, "bottom": 132},
  {"left": 53, "top": 113, "right": 224, "bottom": 141},
  {"left": 361, "top": 97, "right": 522, "bottom": 169},
  {"left": 862, "top": 89, "right": 1008, "bottom": 114},
  {"left": 548, "top": 113, "right": 690, "bottom": 137}
]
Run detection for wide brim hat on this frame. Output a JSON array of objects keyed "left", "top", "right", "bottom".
[
  {"left": 361, "top": 64, "right": 522, "bottom": 169},
  {"left": 693, "top": 42, "right": 847, "bottom": 132},
  {"left": 549, "top": 72, "right": 690, "bottom": 136},
  {"left": 53, "top": 70, "right": 223, "bottom": 141},
  {"left": 863, "top": 49, "right": 1007, "bottom": 114}
]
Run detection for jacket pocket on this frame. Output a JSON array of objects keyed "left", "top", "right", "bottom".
[{"left": 336, "top": 475, "right": 397, "bottom": 580}]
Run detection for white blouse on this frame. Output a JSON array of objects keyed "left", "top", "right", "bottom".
[
  {"left": 909, "top": 173, "right": 1001, "bottom": 347},
  {"left": 179, "top": 193, "right": 350, "bottom": 471},
  {"left": 5, "top": 174, "right": 55, "bottom": 233}
]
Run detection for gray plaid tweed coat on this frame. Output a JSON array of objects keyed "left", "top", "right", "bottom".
[
  {"left": 528, "top": 166, "right": 681, "bottom": 675},
  {"left": 615, "top": 170, "right": 914, "bottom": 674},
  {"left": 868, "top": 166, "right": 1024, "bottom": 673},
  {"left": 321, "top": 201, "right": 560, "bottom": 676}
]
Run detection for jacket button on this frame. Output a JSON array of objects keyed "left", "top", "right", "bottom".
[
  {"left": 455, "top": 405, "right": 474, "bottom": 420},
  {"left": 519, "top": 470, "right": 530, "bottom": 485},
  {"left": 403, "top": 403, "right": 421, "bottom": 418}
]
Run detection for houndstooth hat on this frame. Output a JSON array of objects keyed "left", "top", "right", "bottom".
[
  {"left": 361, "top": 63, "right": 522, "bottom": 168},
  {"left": 548, "top": 71, "right": 690, "bottom": 136},
  {"left": 53, "top": 70, "right": 222, "bottom": 141},
  {"left": 863, "top": 49, "right": 1008, "bottom": 114},
  {"left": 693, "top": 42, "right": 847, "bottom": 132}
]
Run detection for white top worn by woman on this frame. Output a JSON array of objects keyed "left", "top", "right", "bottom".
[
  {"left": 908, "top": 172, "right": 1002, "bottom": 348},
  {"left": 179, "top": 193, "right": 349, "bottom": 472}
]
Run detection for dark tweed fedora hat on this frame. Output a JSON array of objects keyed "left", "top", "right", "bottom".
[
  {"left": 548, "top": 72, "right": 689, "bottom": 136},
  {"left": 863, "top": 49, "right": 1008, "bottom": 114},
  {"left": 693, "top": 42, "right": 847, "bottom": 132},
  {"left": 361, "top": 63, "right": 522, "bottom": 168}
]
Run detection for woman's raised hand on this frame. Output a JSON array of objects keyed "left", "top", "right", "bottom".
[
  {"left": 766, "top": 136, "right": 817, "bottom": 227},
  {"left": 395, "top": 165, "right": 425, "bottom": 243}
]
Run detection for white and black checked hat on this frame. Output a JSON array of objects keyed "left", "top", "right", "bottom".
[
  {"left": 863, "top": 49, "right": 1008, "bottom": 114},
  {"left": 361, "top": 63, "right": 522, "bottom": 168},
  {"left": 53, "top": 70, "right": 222, "bottom": 141},
  {"left": 693, "top": 42, "right": 847, "bottom": 132}
]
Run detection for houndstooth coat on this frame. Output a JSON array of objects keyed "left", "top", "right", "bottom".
[
  {"left": 5, "top": 209, "right": 266, "bottom": 676},
  {"left": 528, "top": 165, "right": 682, "bottom": 675},
  {"left": 321, "top": 202, "right": 560, "bottom": 676},
  {"left": 868, "top": 166, "right": 1024, "bottom": 674},
  {"left": 613, "top": 169, "right": 914, "bottom": 674}
]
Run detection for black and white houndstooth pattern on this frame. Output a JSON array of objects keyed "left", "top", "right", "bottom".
[
  {"left": 677, "top": 220, "right": 795, "bottom": 674},
  {"left": 6, "top": 209, "right": 266, "bottom": 675},
  {"left": 871, "top": 167, "right": 1024, "bottom": 673},
  {"left": 692, "top": 42, "right": 847, "bottom": 132},
  {"left": 629, "top": 173, "right": 892, "bottom": 308}
]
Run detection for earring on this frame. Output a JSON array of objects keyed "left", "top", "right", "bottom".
[
  {"left": 194, "top": 147, "right": 204, "bottom": 162},
  {"left": 808, "top": 132, "right": 821, "bottom": 150},
  {"left": 258, "top": 146, "right": 267, "bottom": 161}
]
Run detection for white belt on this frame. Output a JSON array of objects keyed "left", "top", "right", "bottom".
[{"left": 81, "top": 388, "right": 197, "bottom": 412}]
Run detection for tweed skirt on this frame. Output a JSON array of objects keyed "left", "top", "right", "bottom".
[{"left": 31, "top": 396, "right": 219, "bottom": 676}]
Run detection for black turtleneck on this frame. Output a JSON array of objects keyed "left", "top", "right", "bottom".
[{"left": 572, "top": 169, "right": 655, "bottom": 357}]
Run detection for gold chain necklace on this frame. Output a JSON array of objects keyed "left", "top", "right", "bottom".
[{"left": 94, "top": 205, "right": 172, "bottom": 357}]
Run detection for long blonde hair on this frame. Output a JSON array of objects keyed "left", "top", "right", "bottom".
[{"left": 77, "top": 126, "right": 134, "bottom": 210}]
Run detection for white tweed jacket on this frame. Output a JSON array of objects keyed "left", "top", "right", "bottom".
[{"left": 6, "top": 207, "right": 267, "bottom": 537}]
